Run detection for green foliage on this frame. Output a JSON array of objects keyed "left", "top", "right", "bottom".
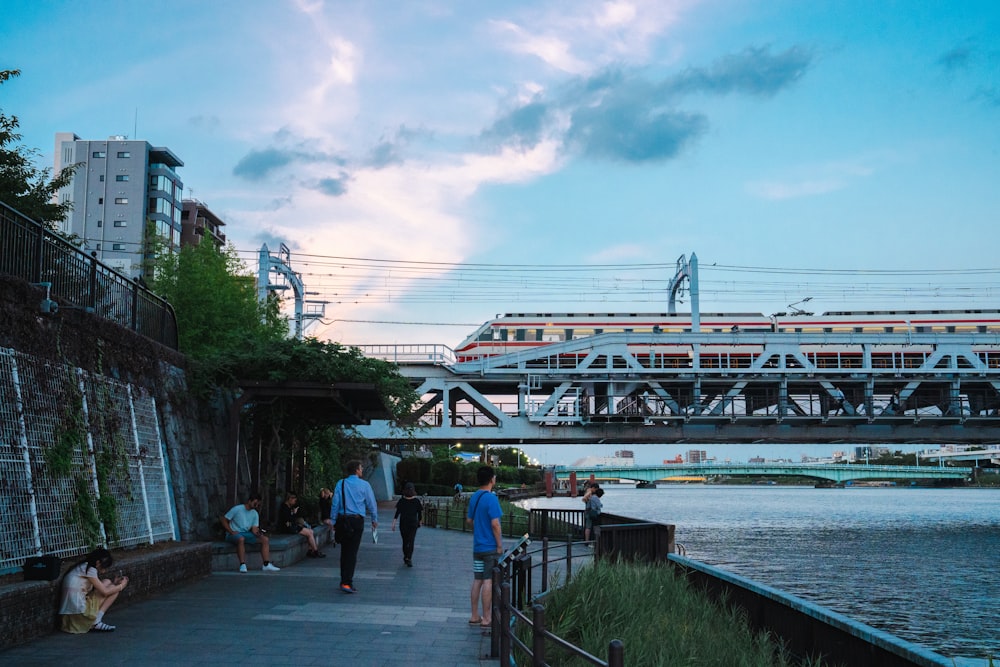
[
  {"left": 45, "top": 370, "right": 86, "bottom": 477},
  {"left": 0, "top": 70, "right": 78, "bottom": 226},
  {"left": 531, "top": 560, "right": 822, "bottom": 667},
  {"left": 149, "top": 240, "right": 286, "bottom": 362},
  {"left": 66, "top": 475, "right": 103, "bottom": 549}
]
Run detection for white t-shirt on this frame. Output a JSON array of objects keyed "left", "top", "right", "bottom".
[
  {"left": 225, "top": 503, "right": 260, "bottom": 533},
  {"left": 59, "top": 563, "right": 98, "bottom": 614}
]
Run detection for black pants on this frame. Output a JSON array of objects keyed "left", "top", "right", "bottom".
[
  {"left": 400, "top": 524, "right": 418, "bottom": 560},
  {"left": 339, "top": 515, "right": 365, "bottom": 586}
]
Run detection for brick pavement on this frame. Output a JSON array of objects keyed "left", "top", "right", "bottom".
[{"left": 0, "top": 507, "right": 495, "bottom": 667}]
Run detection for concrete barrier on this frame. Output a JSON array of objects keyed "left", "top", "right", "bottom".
[{"left": 668, "top": 554, "right": 952, "bottom": 667}]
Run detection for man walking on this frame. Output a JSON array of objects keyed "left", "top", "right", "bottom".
[
  {"left": 331, "top": 460, "right": 378, "bottom": 594},
  {"left": 467, "top": 466, "right": 503, "bottom": 629},
  {"left": 220, "top": 493, "right": 280, "bottom": 572}
]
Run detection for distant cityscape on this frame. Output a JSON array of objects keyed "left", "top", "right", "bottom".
[{"left": 569, "top": 444, "right": 998, "bottom": 468}]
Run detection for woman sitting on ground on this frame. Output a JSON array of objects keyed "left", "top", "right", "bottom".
[{"left": 59, "top": 547, "right": 128, "bottom": 633}]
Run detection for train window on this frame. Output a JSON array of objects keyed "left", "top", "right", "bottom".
[
  {"left": 479, "top": 332, "right": 492, "bottom": 341},
  {"left": 854, "top": 327, "right": 863, "bottom": 333},
  {"left": 594, "top": 328, "right": 603, "bottom": 335},
  {"left": 499, "top": 329, "right": 509, "bottom": 341},
  {"left": 564, "top": 329, "right": 574, "bottom": 341},
  {"left": 946, "top": 326, "right": 956, "bottom": 333},
  {"left": 543, "top": 329, "right": 564, "bottom": 342},
  {"left": 979, "top": 326, "right": 987, "bottom": 334},
  {"left": 535, "top": 329, "right": 544, "bottom": 341},
  {"left": 823, "top": 328, "right": 832, "bottom": 333},
  {"left": 515, "top": 329, "right": 526, "bottom": 342},
  {"left": 884, "top": 327, "right": 894, "bottom": 333},
  {"left": 915, "top": 326, "right": 927, "bottom": 333}
]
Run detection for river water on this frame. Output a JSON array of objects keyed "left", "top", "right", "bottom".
[{"left": 521, "top": 485, "right": 1000, "bottom": 663}]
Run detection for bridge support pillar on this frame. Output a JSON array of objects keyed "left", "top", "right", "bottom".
[{"left": 569, "top": 472, "right": 577, "bottom": 497}]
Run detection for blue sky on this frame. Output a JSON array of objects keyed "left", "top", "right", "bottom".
[{"left": 3, "top": 0, "right": 1000, "bottom": 347}]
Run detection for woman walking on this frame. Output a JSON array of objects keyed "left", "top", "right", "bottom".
[{"left": 391, "top": 482, "right": 423, "bottom": 567}]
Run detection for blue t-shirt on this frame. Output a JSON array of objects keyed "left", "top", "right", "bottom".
[{"left": 467, "top": 489, "right": 503, "bottom": 554}]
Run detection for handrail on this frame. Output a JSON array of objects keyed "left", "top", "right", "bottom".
[{"left": 0, "top": 200, "right": 178, "bottom": 349}]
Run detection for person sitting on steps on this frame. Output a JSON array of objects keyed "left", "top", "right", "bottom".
[
  {"left": 221, "top": 493, "right": 281, "bottom": 572},
  {"left": 278, "top": 491, "right": 325, "bottom": 558}
]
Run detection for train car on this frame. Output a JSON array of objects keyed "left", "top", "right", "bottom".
[{"left": 453, "top": 309, "right": 1000, "bottom": 365}]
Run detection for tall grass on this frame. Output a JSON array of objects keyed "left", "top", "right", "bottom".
[{"left": 524, "top": 559, "right": 829, "bottom": 667}]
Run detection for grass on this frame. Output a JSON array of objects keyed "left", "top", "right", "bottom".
[{"left": 520, "top": 558, "right": 830, "bottom": 667}]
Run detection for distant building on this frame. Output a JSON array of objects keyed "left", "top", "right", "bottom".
[
  {"left": 614, "top": 449, "right": 634, "bottom": 459},
  {"left": 748, "top": 456, "right": 765, "bottom": 463},
  {"left": 663, "top": 454, "right": 683, "bottom": 464},
  {"left": 180, "top": 200, "right": 227, "bottom": 248},
  {"left": 573, "top": 455, "right": 635, "bottom": 467},
  {"left": 54, "top": 132, "right": 184, "bottom": 278},
  {"left": 686, "top": 449, "right": 710, "bottom": 464}
]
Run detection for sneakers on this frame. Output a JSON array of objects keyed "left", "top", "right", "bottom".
[
  {"left": 340, "top": 584, "right": 357, "bottom": 594},
  {"left": 91, "top": 621, "right": 115, "bottom": 632},
  {"left": 239, "top": 563, "right": 248, "bottom": 573},
  {"left": 262, "top": 563, "right": 281, "bottom": 572}
]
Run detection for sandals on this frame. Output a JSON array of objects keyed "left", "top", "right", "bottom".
[
  {"left": 91, "top": 621, "right": 116, "bottom": 632},
  {"left": 468, "top": 618, "right": 482, "bottom": 625}
]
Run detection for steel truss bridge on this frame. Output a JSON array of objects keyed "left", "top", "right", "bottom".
[
  {"left": 356, "top": 330, "right": 1000, "bottom": 446},
  {"left": 553, "top": 463, "right": 969, "bottom": 485}
]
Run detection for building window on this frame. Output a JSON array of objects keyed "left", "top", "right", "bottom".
[
  {"left": 99, "top": 175, "right": 105, "bottom": 182},
  {"left": 116, "top": 174, "right": 129, "bottom": 182},
  {"left": 97, "top": 220, "right": 103, "bottom": 227},
  {"left": 96, "top": 243, "right": 102, "bottom": 251},
  {"left": 113, "top": 220, "right": 127, "bottom": 227},
  {"left": 98, "top": 197, "right": 103, "bottom": 204},
  {"left": 115, "top": 197, "right": 128, "bottom": 204},
  {"left": 92, "top": 151, "right": 106, "bottom": 158},
  {"left": 117, "top": 151, "right": 131, "bottom": 158},
  {"left": 112, "top": 243, "right": 125, "bottom": 251}
]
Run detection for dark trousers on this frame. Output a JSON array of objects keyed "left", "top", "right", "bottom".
[
  {"left": 400, "top": 524, "right": 418, "bottom": 560},
  {"left": 339, "top": 516, "right": 365, "bottom": 586}
]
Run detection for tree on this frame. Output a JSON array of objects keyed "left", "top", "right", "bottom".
[{"left": 0, "top": 69, "right": 77, "bottom": 226}]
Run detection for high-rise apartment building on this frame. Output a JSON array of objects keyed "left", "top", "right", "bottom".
[{"left": 54, "top": 132, "right": 184, "bottom": 277}]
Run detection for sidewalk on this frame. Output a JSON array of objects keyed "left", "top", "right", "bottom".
[{"left": 1, "top": 507, "right": 494, "bottom": 667}]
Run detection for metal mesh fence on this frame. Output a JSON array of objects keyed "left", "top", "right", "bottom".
[{"left": 0, "top": 348, "right": 175, "bottom": 570}]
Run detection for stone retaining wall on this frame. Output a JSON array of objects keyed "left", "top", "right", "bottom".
[{"left": 0, "top": 542, "right": 210, "bottom": 651}]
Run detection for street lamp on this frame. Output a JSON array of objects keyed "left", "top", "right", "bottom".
[{"left": 513, "top": 448, "right": 521, "bottom": 469}]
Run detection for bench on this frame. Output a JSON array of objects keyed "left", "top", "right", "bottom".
[{"left": 210, "top": 524, "right": 332, "bottom": 572}]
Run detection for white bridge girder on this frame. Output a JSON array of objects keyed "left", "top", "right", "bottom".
[{"left": 356, "top": 332, "right": 1000, "bottom": 445}]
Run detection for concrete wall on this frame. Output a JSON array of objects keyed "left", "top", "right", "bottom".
[{"left": 667, "top": 554, "right": 952, "bottom": 667}]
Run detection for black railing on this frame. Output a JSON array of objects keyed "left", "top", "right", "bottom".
[{"left": 0, "top": 201, "right": 178, "bottom": 349}]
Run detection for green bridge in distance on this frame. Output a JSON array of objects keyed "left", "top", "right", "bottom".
[{"left": 553, "top": 463, "right": 969, "bottom": 485}]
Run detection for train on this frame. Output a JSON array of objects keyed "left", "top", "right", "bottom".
[{"left": 453, "top": 309, "right": 1000, "bottom": 364}]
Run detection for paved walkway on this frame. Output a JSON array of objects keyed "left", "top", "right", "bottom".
[{"left": 2, "top": 507, "right": 495, "bottom": 666}]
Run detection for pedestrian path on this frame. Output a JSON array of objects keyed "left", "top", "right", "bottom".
[{"left": 1, "top": 506, "right": 494, "bottom": 666}]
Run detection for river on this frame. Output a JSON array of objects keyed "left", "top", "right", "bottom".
[{"left": 521, "top": 485, "right": 1000, "bottom": 664}]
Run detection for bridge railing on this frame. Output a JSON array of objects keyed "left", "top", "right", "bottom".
[
  {"left": 0, "top": 201, "right": 178, "bottom": 349},
  {"left": 353, "top": 343, "right": 455, "bottom": 365}
]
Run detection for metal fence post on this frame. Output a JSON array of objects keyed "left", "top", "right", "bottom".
[
  {"left": 500, "top": 581, "right": 512, "bottom": 665},
  {"left": 490, "top": 566, "right": 501, "bottom": 657},
  {"left": 541, "top": 537, "right": 549, "bottom": 591},
  {"left": 532, "top": 603, "right": 546, "bottom": 666},
  {"left": 566, "top": 534, "right": 573, "bottom": 584},
  {"left": 608, "top": 639, "right": 624, "bottom": 667}
]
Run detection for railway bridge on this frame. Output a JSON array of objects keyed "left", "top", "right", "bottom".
[{"left": 355, "top": 330, "right": 1000, "bottom": 447}]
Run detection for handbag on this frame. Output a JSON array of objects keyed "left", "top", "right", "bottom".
[{"left": 334, "top": 481, "right": 353, "bottom": 544}]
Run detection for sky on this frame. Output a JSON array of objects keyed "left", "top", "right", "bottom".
[
  {"left": 5, "top": 1, "right": 998, "bottom": 465},
  {"left": 3, "top": 1, "right": 1000, "bottom": 348}
]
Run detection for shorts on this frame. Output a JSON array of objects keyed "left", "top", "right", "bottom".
[
  {"left": 473, "top": 551, "right": 499, "bottom": 580},
  {"left": 225, "top": 531, "right": 259, "bottom": 544}
]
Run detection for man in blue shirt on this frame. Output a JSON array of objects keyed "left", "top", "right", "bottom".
[
  {"left": 466, "top": 466, "right": 503, "bottom": 628},
  {"left": 331, "top": 460, "right": 379, "bottom": 594}
]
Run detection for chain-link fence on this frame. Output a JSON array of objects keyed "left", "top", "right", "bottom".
[{"left": 0, "top": 347, "right": 176, "bottom": 571}]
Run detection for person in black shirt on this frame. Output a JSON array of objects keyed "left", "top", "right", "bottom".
[
  {"left": 277, "top": 491, "right": 325, "bottom": 558},
  {"left": 391, "top": 482, "right": 423, "bottom": 567}
]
